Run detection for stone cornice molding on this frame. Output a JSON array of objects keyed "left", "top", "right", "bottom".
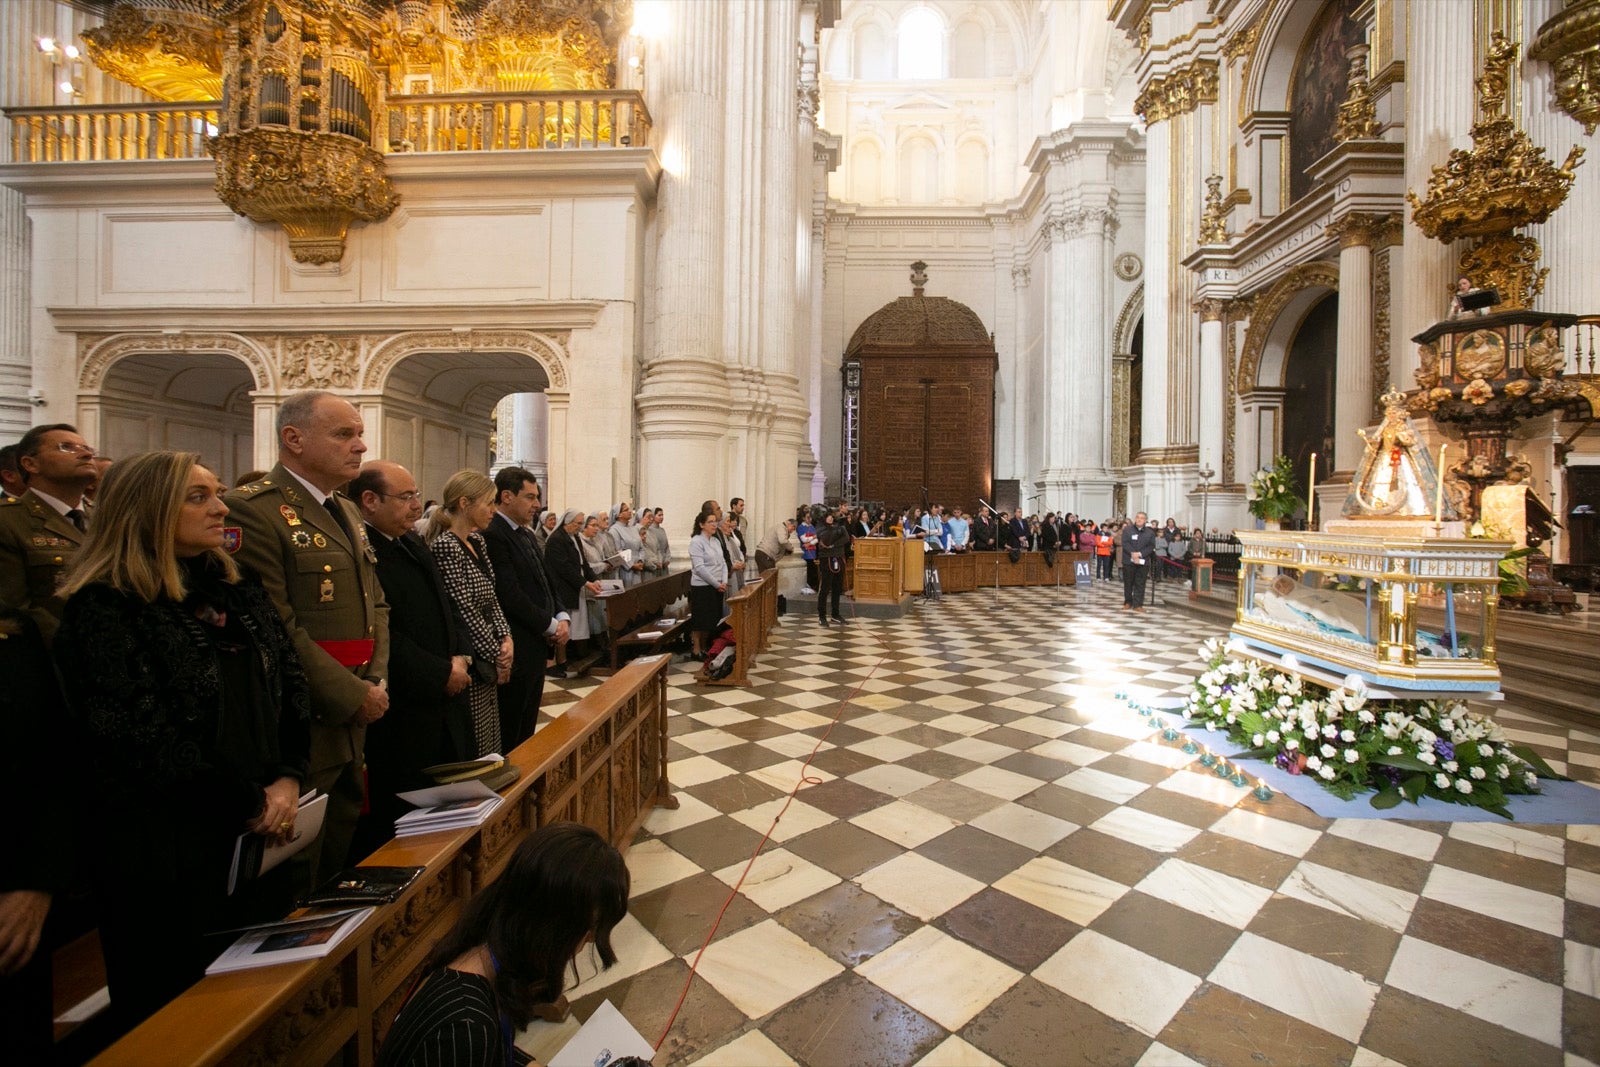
[
  {"left": 1025, "top": 122, "right": 1144, "bottom": 173},
  {"left": 1135, "top": 59, "right": 1219, "bottom": 124},
  {"left": 49, "top": 301, "right": 606, "bottom": 334}
]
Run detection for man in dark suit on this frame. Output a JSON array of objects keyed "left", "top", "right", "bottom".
[
  {"left": 350, "top": 460, "right": 473, "bottom": 855},
  {"left": 1009, "top": 511, "right": 1031, "bottom": 551},
  {"left": 481, "top": 467, "right": 567, "bottom": 749},
  {"left": 1121, "top": 511, "right": 1158, "bottom": 611}
]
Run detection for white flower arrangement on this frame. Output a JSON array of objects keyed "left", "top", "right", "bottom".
[{"left": 1184, "top": 638, "right": 1562, "bottom": 818}]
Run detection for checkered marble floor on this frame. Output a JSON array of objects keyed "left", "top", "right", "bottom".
[{"left": 526, "top": 582, "right": 1600, "bottom": 1067}]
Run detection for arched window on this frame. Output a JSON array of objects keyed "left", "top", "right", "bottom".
[
  {"left": 855, "top": 21, "right": 892, "bottom": 79},
  {"left": 898, "top": 7, "right": 943, "bottom": 80},
  {"left": 949, "top": 18, "right": 987, "bottom": 78}
]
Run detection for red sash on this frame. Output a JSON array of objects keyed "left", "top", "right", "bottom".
[{"left": 315, "top": 638, "right": 375, "bottom": 670}]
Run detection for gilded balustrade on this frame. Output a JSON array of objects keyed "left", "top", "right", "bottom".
[
  {"left": 5, "top": 89, "right": 650, "bottom": 163},
  {"left": 387, "top": 90, "right": 651, "bottom": 152},
  {"left": 6, "top": 102, "right": 220, "bottom": 162}
]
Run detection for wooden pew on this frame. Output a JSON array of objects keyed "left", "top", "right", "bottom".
[
  {"left": 695, "top": 574, "right": 778, "bottom": 687},
  {"left": 590, "top": 567, "right": 691, "bottom": 672},
  {"left": 91, "top": 655, "right": 674, "bottom": 1067}
]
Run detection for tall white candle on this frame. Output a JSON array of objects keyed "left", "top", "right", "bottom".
[
  {"left": 1434, "top": 443, "right": 1449, "bottom": 524},
  {"left": 1307, "top": 453, "right": 1317, "bottom": 529}
]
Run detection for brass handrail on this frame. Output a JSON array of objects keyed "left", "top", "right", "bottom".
[{"left": 6, "top": 89, "right": 652, "bottom": 163}]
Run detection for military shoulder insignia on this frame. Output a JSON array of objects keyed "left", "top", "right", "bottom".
[
  {"left": 280, "top": 504, "right": 302, "bottom": 527},
  {"left": 222, "top": 527, "right": 242, "bottom": 553},
  {"left": 292, "top": 529, "right": 313, "bottom": 549}
]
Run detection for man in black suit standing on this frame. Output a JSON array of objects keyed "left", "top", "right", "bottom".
[
  {"left": 350, "top": 460, "right": 473, "bottom": 854},
  {"left": 1121, "top": 511, "right": 1158, "bottom": 611},
  {"left": 482, "top": 467, "right": 567, "bottom": 749}
]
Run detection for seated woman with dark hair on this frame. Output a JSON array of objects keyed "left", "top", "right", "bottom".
[
  {"left": 378, "top": 822, "right": 630, "bottom": 1067},
  {"left": 53, "top": 451, "right": 310, "bottom": 1037}
]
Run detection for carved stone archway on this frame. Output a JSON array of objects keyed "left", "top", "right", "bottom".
[
  {"left": 1236, "top": 261, "right": 1340, "bottom": 394},
  {"left": 78, "top": 331, "right": 276, "bottom": 394},
  {"left": 361, "top": 329, "right": 571, "bottom": 393}
]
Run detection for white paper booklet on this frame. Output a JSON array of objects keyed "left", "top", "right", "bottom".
[
  {"left": 547, "top": 1000, "right": 655, "bottom": 1067},
  {"left": 227, "top": 790, "right": 326, "bottom": 896},
  {"left": 205, "top": 907, "right": 372, "bottom": 975}
]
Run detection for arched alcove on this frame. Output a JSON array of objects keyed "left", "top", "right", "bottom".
[
  {"left": 92, "top": 351, "right": 257, "bottom": 482},
  {"left": 898, "top": 134, "right": 939, "bottom": 203}
]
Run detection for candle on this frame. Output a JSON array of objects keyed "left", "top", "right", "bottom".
[
  {"left": 1434, "top": 443, "right": 1449, "bottom": 524},
  {"left": 1307, "top": 453, "right": 1317, "bottom": 529},
  {"left": 1252, "top": 779, "right": 1274, "bottom": 802}
]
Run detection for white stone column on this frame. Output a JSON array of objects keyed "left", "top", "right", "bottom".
[
  {"left": 636, "top": 0, "right": 732, "bottom": 549},
  {"left": 511, "top": 392, "right": 548, "bottom": 488},
  {"left": 1400, "top": 0, "right": 1476, "bottom": 382},
  {"left": 1046, "top": 208, "right": 1117, "bottom": 495},
  {"left": 1139, "top": 118, "right": 1171, "bottom": 455},
  {"left": 1333, "top": 219, "right": 1375, "bottom": 476},
  {"left": 1195, "top": 299, "right": 1225, "bottom": 483}
]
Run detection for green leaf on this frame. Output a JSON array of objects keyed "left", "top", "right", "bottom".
[
  {"left": 1510, "top": 745, "right": 1572, "bottom": 782},
  {"left": 1372, "top": 752, "right": 1434, "bottom": 774},
  {"left": 1403, "top": 774, "right": 1428, "bottom": 804},
  {"left": 1484, "top": 803, "right": 1514, "bottom": 821},
  {"left": 1225, "top": 748, "right": 1275, "bottom": 762},
  {"left": 1370, "top": 787, "right": 1403, "bottom": 810}
]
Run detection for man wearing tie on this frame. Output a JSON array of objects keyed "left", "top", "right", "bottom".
[
  {"left": 0, "top": 424, "right": 98, "bottom": 644},
  {"left": 481, "top": 467, "right": 567, "bottom": 749},
  {"left": 1121, "top": 511, "right": 1158, "bottom": 611},
  {"left": 350, "top": 460, "right": 474, "bottom": 854},
  {"left": 225, "top": 391, "right": 390, "bottom": 884}
]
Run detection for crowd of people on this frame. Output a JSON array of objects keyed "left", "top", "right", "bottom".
[
  {"left": 0, "top": 394, "right": 705, "bottom": 1058},
  {"left": 0, "top": 405, "right": 1218, "bottom": 1060}
]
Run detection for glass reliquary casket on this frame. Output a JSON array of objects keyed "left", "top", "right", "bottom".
[{"left": 1231, "top": 531, "right": 1511, "bottom": 694}]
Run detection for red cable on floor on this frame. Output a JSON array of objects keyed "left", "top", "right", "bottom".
[{"left": 652, "top": 600, "right": 893, "bottom": 1053}]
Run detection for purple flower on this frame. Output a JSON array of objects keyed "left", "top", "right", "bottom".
[{"left": 1434, "top": 740, "right": 1455, "bottom": 761}]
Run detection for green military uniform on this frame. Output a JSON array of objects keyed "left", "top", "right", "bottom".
[
  {"left": 226, "top": 462, "right": 389, "bottom": 883},
  {"left": 0, "top": 489, "right": 85, "bottom": 645}
]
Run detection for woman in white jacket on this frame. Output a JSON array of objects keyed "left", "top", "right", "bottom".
[{"left": 688, "top": 511, "right": 729, "bottom": 657}]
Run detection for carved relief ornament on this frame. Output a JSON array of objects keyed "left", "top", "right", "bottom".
[{"left": 280, "top": 334, "right": 360, "bottom": 390}]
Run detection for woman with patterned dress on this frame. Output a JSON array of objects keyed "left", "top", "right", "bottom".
[{"left": 426, "top": 471, "right": 513, "bottom": 757}]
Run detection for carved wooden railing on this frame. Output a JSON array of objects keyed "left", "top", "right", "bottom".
[
  {"left": 696, "top": 574, "right": 778, "bottom": 688},
  {"left": 6, "top": 90, "right": 651, "bottom": 164},
  {"left": 91, "top": 654, "right": 672, "bottom": 1067},
  {"left": 386, "top": 90, "right": 651, "bottom": 152},
  {"left": 6, "top": 102, "right": 221, "bottom": 162}
]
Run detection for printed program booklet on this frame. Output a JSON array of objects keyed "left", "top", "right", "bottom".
[
  {"left": 205, "top": 907, "right": 373, "bottom": 975},
  {"left": 547, "top": 999, "right": 655, "bottom": 1067},
  {"left": 227, "top": 790, "right": 326, "bottom": 896}
]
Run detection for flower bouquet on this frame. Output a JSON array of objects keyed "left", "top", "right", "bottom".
[
  {"left": 1246, "top": 454, "right": 1305, "bottom": 523},
  {"left": 1184, "top": 638, "right": 1565, "bottom": 819}
]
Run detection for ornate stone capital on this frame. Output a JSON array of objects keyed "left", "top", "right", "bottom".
[
  {"left": 1194, "top": 298, "right": 1226, "bottom": 322},
  {"left": 1135, "top": 60, "right": 1219, "bottom": 124},
  {"left": 1011, "top": 265, "right": 1031, "bottom": 289},
  {"left": 1053, "top": 207, "right": 1118, "bottom": 240},
  {"left": 1326, "top": 211, "right": 1398, "bottom": 250}
]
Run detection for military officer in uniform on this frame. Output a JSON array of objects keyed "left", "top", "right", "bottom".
[
  {"left": 0, "top": 424, "right": 98, "bottom": 644},
  {"left": 226, "top": 391, "right": 389, "bottom": 885}
]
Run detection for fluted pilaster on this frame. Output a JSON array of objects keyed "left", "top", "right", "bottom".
[
  {"left": 1140, "top": 118, "right": 1172, "bottom": 455},
  {"left": 1335, "top": 232, "right": 1374, "bottom": 474},
  {"left": 638, "top": 0, "right": 732, "bottom": 540},
  {"left": 1400, "top": 1, "right": 1477, "bottom": 381}
]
